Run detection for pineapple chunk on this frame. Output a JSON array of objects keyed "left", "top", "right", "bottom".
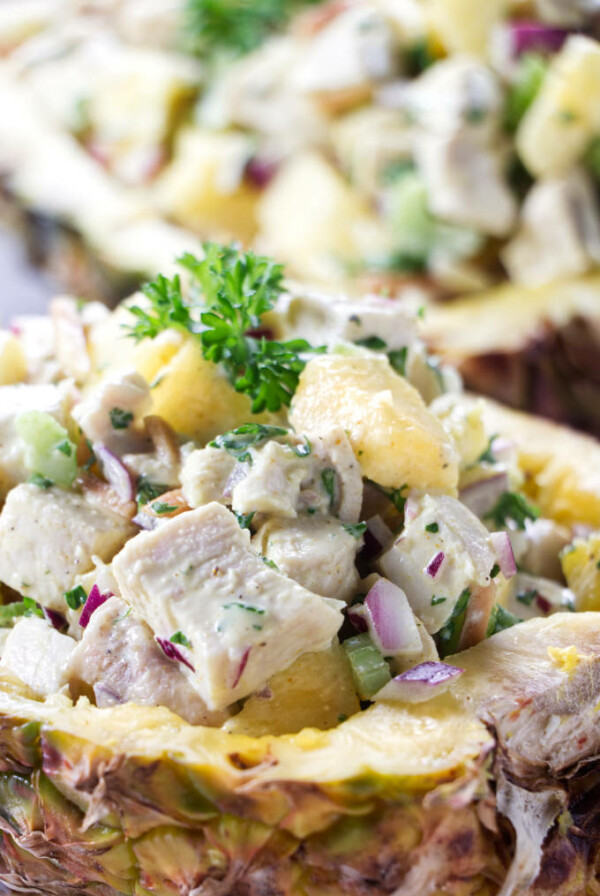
[
  {"left": 517, "top": 36, "right": 600, "bottom": 177},
  {"left": 290, "top": 353, "right": 458, "bottom": 493},
  {"left": 155, "top": 128, "right": 259, "bottom": 242},
  {"left": 148, "top": 337, "right": 277, "bottom": 442},
  {"left": 223, "top": 642, "right": 360, "bottom": 736},
  {"left": 561, "top": 535, "right": 600, "bottom": 612},
  {"left": 426, "top": 0, "right": 507, "bottom": 57},
  {"left": 0, "top": 331, "right": 26, "bottom": 384}
]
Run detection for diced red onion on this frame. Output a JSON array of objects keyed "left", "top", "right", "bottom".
[
  {"left": 43, "top": 607, "right": 67, "bottom": 631},
  {"left": 536, "top": 594, "right": 552, "bottom": 615},
  {"left": 132, "top": 511, "right": 159, "bottom": 530},
  {"left": 364, "top": 579, "right": 421, "bottom": 655},
  {"left": 508, "top": 21, "right": 569, "bottom": 57},
  {"left": 425, "top": 551, "right": 445, "bottom": 579},
  {"left": 374, "top": 661, "right": 463, "bottom": 703},
  {"left": 156, "top": 636, "right": 195, "bottom": 673},
  {"left": 79, "top": 585, "right": 112, "bottom": 629},
  {"left": 245, "top": 157, "right": 279, "bottom": 189},
  {"left": 347, "top": 604, "right": 369, "bottom": 633},
  {"left": 232, "top": 647, "right": 251, "bottom": 688},
  {"left": 490, "top": 531, "right": 517, "bottom": 580},
  {"left": 459, "top": 472, "right": 509, "bottom": 519},
  {"left": 94, "top": 444, "right": 134, "bottom": 502}
]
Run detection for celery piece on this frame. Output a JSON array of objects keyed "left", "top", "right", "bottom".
[
  {"left": 343, "top": 633, "right": 391, "bottom": 700},
  {"left": 16, "top": 411, "right": 77, "bottom": 488}
]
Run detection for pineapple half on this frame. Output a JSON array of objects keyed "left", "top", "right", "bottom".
[{"left": 2, "top": 403, "right": 600, "bottom": 895}]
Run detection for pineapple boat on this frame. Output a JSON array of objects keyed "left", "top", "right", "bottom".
[{"left": 2, "top": 244, "right": 600, "bottom": 894}]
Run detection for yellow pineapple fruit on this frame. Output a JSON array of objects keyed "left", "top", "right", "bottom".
[{"left": 561, "top": 535, "right": 600, "bottom": 611}]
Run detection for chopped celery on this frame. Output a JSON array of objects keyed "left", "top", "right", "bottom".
[
  {"left": 343, "top": 634, "right": 391, "bottom": 700},
  {"left": 16, "top": 411, "right": 77, "bottom": 489},
  {"left": 504, "top": 53, "right": 548, "bottom": 133}
]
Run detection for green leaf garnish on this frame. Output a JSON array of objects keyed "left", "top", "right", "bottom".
[
  {"left": 136, "top": 477, "right": 170, "bottom": 509},
  {"left": 343, "top": 522, "right": 367, "bottom": 539},
  {"left": 29, "top": 473, "right": 54, "bottom": 489},
  {"left": 490, "top": 563, "right": 501, "bottom": 579},
  {"left": 437, "top": 588, "right": 470, "bottom": 657},
  {"left": 151, "top": 502, "right": 179, "bottom": 515},
  {"left": 170, "top": 631, "right": 192, "bottom": 648},
  {"left": 109, "top": 407, "right": 134, "bottom": 430},
  {"left": 321, "top": 468, "right": 337, "bottom": 506},
  {"left": 234, "top": 510, "right": 255, "bottom": 530},
  {"left": 485, "top": 492, "right": 539, "bottom": 530},
  {"left": 64, "top": 585, "right": 87, "bottom": 610},
  {"left": 127, "top": 244, "right": 319, "bottom": 413},
  {"left": 486, "top": 604, "right": 522, "bottom": 637},
  {"left": 354, "top": 336, "right": 387, "bottom": 351},
  {"left": 210, "top": 423, "right": 289, "bottom": 464},
  {"left": 431, "top": 596, "right": 447, "bottom": 606},
  {"left": 388, "top": 346, "right": 408, "bottom": 377},
  {"left": 425, "top": 522, "right": 439, "bottom": 533}
]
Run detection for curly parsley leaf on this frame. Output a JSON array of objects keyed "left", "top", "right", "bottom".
[
  {"left": 211, "top": 423, "right": 289, "bottom": 463},
  {"left": 127, "top": 244, "right": 319, "bottom": 413},
  {"left": 485, "top": 491, "right": 539, "bottom": 531}
]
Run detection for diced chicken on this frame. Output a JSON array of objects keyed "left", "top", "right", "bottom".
[
  {"left": 67, "top": 597, "right": 227, "bottom": 726},
  {"left": 0, "top": 617, "right": 75, "bottom": 697},
  {"left": 378, "top": 493, "right": 498, "bottom": 632},
  {"left": 502, "top": 170, "right": 600, "bottom": 286},
  {"left": 0, "top": 483, "right": 136, "bottom": 611},
  {"left": 112, "top": 502, "right": 344, "bottom": 710},
  {"left": 269, "top": 288, "right": 418, "bottom": 353},
  {"left": 253, "top": 517, "right": 361, "bottom": 602},
  {"left": 509, "top": 518, "right": 572, "bottom": 581},
  {"left": 72, "top": 369, "right": 152, "bottom": 454},
  {"left": 232, "top": 440, "right": 320, "bottom": 518},
  {"left": 291, "top": 5, "right": 398, "bottom": 99},
  {"left": 500, "top": 572, "right": 575, "bottom": 620},
  {"left": 0, "top": 382, "right": 71, "bottom": 500},
  {"left": 181, "top": 446, "right": 240, "bottom": 510},
  {"left": 415, "top": 131, "right": 517, "bottom": 237},
  {"left": 0, "top": 331, "right": 26, "bottom": 385}
]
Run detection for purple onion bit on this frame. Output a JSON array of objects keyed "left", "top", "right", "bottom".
[
  {"left": 509, "top": 21, "right": 570, "bottom": 57},
  {"left": 94, "top": 443, "right": 134, "bottom": 502},
  {"left": 79, "top": 584, "right": 113, "bottom": 629},
  {"left": 43, "top": 607, "right": 67, "bottom": 632},
  {"left": 425, "top": 551, "right": 445, "bottom": 579},
  {"left": 374, "top": 661, "right": 464, "bottom": 703},
  {"left": 156, "top": 636, "right": 195, "bottom": 672},
  {"left": 232, "top": 647, "right": 251, "bottom": 688}
]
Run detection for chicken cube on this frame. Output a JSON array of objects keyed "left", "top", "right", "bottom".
[
  {"left": 72, "top": 369, "right": 152, "bottom": 454},
  {"left": 0, "top": 617, "right": 75, "bottom": 697},
  {"left": 0, "top": 484, "right": 136, "bottom": 610},
  {"left": 112, "top": 502, "right": 344, "bottom": 710}
]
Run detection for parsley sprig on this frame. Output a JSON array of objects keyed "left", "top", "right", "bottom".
[{"left": 127, "top": 244, "right": 317, "bottom": 413}]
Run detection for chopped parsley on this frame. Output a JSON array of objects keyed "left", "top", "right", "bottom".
[
  {"left": 262, "top": 556, "right": 279, "bottom": 570},
  {"left": 223, "top": 602, "right": 266, "bottom": 615},
  {"left": 151, "top": 501, "right": 179, "bottom": 515},
  {"left": 127, "top": 244, "right": 320, "bottom": 413},
  {"left": 388, "top": 346, "right": 408, "bottom": 377},
  {"left": 0, "top": 598, "right": 43, "bottom": 627},
  {"left": 64, "top": 585, "right": 87, "bottom": 610},
  {"left": 368, "top": 481, "right": 409, "bottom": 517},
  {"left": 485, "top": 492, "right": 539, "bottom": 530},
  {"left": 210, "top": 423, "right": 288, "bottom": 464},
  {"left": 321, "top": 468, "right": 337, "bottom": 506},
  {"left": 425, "top": 522, "right": 439, "bottom": 533},
  {"left": 136, "top": 477, "right": 170, "bottom": 509},
  {"left": 437, "top": 588, "right": 470, "bottom": 657},
  {"left": 486, "top": 604, "right": 522, "bottom": 637},
  {"left": 29, "top": 473, "right": 54, "bottom": 489},
  {"left": 477, "top": 435, "right": 497, "bottom": 464},
  {"left": 234, "top": 510, "right": 255, "bottom": 530},
  {"left": 516, "top": 589, "right": 538, "bottom": 607},
  {"left": 56, "top": 440, "right": 74, "bottom": 457},
  {"left": 431, "top": 596, "right": 447, "bottom": 606},
  {"left": 289, "top": 436, "right": 311, "bottom": 457},
  {"left": 170, "top": 631, "right": 192, "bottom": 648},
  {"left": 109, "top": 407, "right": 134, "bottom": 430},
  {"left": 354, "top": 336, "right": 387, "bottom": 351},
  {"left": 490, "top": 563, "right": 501, "bottom": 579},
  {"left": 343, "top": 522, "right": 367, "bottom": 539}
]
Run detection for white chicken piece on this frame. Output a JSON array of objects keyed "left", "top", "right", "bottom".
[
  {"left": 533, "top": 0, "right": 600, "bottom": 27},
  {"left": 180, "top": 446, "right": 238, "bottom": 510},
  {"left": 500, "top": 572, "right": 575, "bottom": 621},
  {"left": 378, "top": 492, "right": 498, "bottom": 632},
  {"left": 112, "top": 502, "right": 344, "bottom": 711},
  {"left": 0, "top": 382, "right": 71, "bottom": 500},
  {"left": 502, "top": 170, "right": 600, "bottom": 286},
  {"left": 253, "top": 517, "right": 361, "bottom": 602},
  {"left": 509, "top": 518, "right": 571, "bottom": 581},
  {"left": 67, "top": 596, "right": 228, "bottom": 726},
  {"left": 0, "top": 484, "right": 136, "bottom": 611},
  {"left": 291, "top": 5, "right": 398, "bottom": 97},
  {"left": 0, "top": 617, "right": 75, "bottom": 697},
  {"left": 72, "top": 369, "right": 152, "bottom": 454}
]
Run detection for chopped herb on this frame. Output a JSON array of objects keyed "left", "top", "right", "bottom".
[
  {"left": 137, "top": 477, "right": 170, "bottom": 509},
  {"left": 234, "top": 510, "right": 255, "bottom": 530},
  {"left": 349, "top": 314, "right": 362, "bottom": 325},
  {"left": 29, "top": 473, "right": 54, "bottom": 489},
  {"left": 503, "top": 53, "right": 548, "bottom": 132},
  {"left": 477, "top": 435, "right": 497, "bottom": 464},
  {"left": 56, "top": 440, "right": 74, "bottom": 457},
  {"left": 490, "top": 563, "right": 501, "bottom": 579},
  {"left": 0, "top": 601, "right": 30, "bottom": 627},
  {"left": 354, "top": 336, "right": 387, "bottom": 351},
  {"left": 64, "top": 585, "right": 87, "bottom": 610},
  {"left": 223, "top": 602, "right": 266, "bottom": 615},
  {"left": 486, "top": 604, "right": 522, "bottom": 637},
  {"left": 437, "top": 588, "right": 470, "bottom": 657},
  {"left": 83, "top": 439, "right": 96, "bottom": 471},
  {"left": 343, "top": 522, "right": 367, "bottom": 538},
  {"left": 252, "top": 624, "right": 263, "bottom": 631},
  {"left": 262, "top": 556, "right": 279, "bottom": 570},
  {"left": 211, "top": 423, "right": 289, "bottom": 463},
  {"left": 388, "top": 346, "right": 408, "bottom": 377},
  {"left": 127, "top": 244, "right": 320, "bottom": 413},
  {"left": 485, "top": 492, "right": 539, "bottom": 530},
  {"left": 151, "top": 501, "right": 179, "bottom": 515},
  {"left": 113, "top": 607, "right": 132, "bottom": 625},
  {"left": 307, "top": 507, "right": 317, "bottom": 515},
  {"left": 516, "top": 589, "right": 538, "bottom": 607},
  {"left": 170, "top": 631, "right": 192, "bottom": 648},
  {"left": 368, "top": 481, "right": 408, "bottom": 516},
  {"left": 23, "top": 597, "right": 43, "bottom": 618},
  {"left": 559, "top": 108, "right": 577, "bottom": 123},
  {"left": 431, "top": 596, "right": 447, "bottom": 606},
  {"left": 289, "top": 436, "right": 311, "bottom": 457},
  {"left": 417, "top": 305, "right": 426, "bottom": 320},
  {"left": 321, "top": 468, "right": 337, "bottom": 506},
  {"left": 405, "top": 38, "right": 436, "bottom": 76},
  {"left": 109, "top": 407, "right": 134, "bottom": 430},
  {"left": 425, "top": 522, "right": 439, "bottom": 533}
]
